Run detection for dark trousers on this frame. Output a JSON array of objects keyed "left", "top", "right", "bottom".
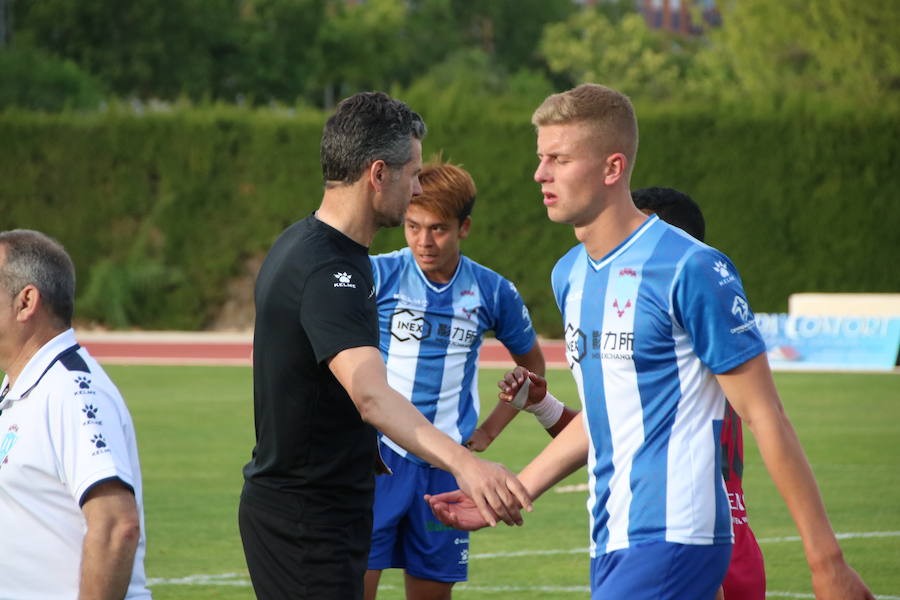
[{"left": 239, "top": 486, "right": 373, "bottom": 599}]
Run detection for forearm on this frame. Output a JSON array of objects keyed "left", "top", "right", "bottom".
[
  {"left": 79, "top": 517, "right": 139, "bottom": 599},
  {"left": 518, "top": 412, "right": 589, "bottom": 500},
  {"left": 475, "top": 400, "right": 521, "bottom": 443},
  {"left": 749, "top": 411, "right": 843, "bottom": 568},
  {"left": 363, "top": 384, "right": 474, "bottom": 475}
]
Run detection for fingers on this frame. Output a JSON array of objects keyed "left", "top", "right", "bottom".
[{"left": 497, "top": 367, "right": 530, "bottom": 400}]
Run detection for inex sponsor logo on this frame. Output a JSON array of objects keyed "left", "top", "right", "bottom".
[
  {"left": 565, "top": 323, "right": 587, "bottom": 367},
  {"left": 730, "top": 295, "right": 756, "bottom": 334},
  {"left": 333, "top": 271, "right": 356, "bottom": 288},
  {"left": 390, "top": 309, "right": 432, "bottom": 342}
]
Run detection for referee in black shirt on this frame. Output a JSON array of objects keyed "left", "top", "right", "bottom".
[{"left": 239, "top": 92, "right": 532, "bottom": 600}]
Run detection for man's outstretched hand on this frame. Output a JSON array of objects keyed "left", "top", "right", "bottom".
[{"left": 425, "top": 489, "right": 504, "bottom": 531}]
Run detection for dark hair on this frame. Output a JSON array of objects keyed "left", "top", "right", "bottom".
[
  {"left": 320, "top": 91, "right": 427, "bottom": 185},
  {"left": 632, "top": 187, "right": 705, "bottom": 242},
  {"left": 0, "top": 229, "right": 76, "bottom": 327}
]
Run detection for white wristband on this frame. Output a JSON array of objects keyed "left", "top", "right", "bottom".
[{"left": 524, "top": 391, "right": 565, "bottom": 429}]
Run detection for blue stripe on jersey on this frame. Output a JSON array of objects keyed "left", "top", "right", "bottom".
[{"left": 627, "top": 227, "right": 691, "bottom": 541}]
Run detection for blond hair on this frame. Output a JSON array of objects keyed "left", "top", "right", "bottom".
[{"left": 532, "top": 84, "right": 639, "bottom": 178}]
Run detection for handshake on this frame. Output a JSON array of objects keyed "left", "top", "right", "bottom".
[{"left": 426, "top": 367, "right": 574, "bottom": 531}]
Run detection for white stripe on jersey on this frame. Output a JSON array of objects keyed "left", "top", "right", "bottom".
[{"left": 600, "top": 264, "right": 644, "bottom": 553}]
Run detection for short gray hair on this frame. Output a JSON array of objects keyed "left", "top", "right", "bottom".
[
  {"left": 321, "top": 91, "right": 427, "bottom": 185},
  {"left": 0, "top": 229, "right": 76, "bottom": 327}
]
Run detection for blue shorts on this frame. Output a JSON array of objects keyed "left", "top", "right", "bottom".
[
  {"left": 367, "top": 443, "right": 469, "bottom": 582},
  {"left": 590, "top": 541, "right": 732, "bottom": 600}
]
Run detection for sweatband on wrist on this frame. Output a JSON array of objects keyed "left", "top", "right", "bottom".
[{"left": 525, "top": 391, "right": 565, "bottom": 429}]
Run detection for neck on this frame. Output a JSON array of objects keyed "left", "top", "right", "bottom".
[
  {"left": 316, "top": 181, "right": 377, "bottom": 247},
  {"left": 1, "top": 324, "right": 64, "bottom": 390},
  {"left": 574, "top": 188, "right": 648, "bottom": 261}
]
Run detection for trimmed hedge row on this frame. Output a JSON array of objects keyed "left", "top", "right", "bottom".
[{"left": 2, "top": 104, "right": 898, "bottom": 335}]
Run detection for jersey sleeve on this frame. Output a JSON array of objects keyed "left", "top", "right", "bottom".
[
  {"left": 301, "top": 261, "right": 379, "bottom": 364},
  {"left": 672, "top": 248, "right": 767, "bottom": 374},
  {"left": 493, "top": 278, "right": 537, "bottom": 355},
  {"left": 53, "top": 385, "right": 136, "bottom": 507}
]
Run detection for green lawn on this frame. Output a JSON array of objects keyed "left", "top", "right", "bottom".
[{"left": 109, "top": 365, "right": 900, "bottom": 599}]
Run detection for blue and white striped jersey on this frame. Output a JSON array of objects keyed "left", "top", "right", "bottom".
[
  {"left": 552, "top": 215, "right": 766, "bottom": 557},
  {"left": 371, "top": 248, "right": 537, "bottom": 465}
]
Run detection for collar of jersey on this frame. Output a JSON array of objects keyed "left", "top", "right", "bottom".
[
  {"left": 406, "top": 247, "right": 464, "bottom": 294},
  {"left": 586, "top": 214, "right": 659, "bottom": 272},
  {"left": 0, "top": 328, "right": 78, "bottom": 406}
]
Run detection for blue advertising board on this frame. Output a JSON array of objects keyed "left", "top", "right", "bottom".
[{"left": 755, "top": 314, "right": 900, "bottom": 371}]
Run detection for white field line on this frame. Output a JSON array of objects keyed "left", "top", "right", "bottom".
[{"left": 147, "top": 530, "right": 900, "bottom": 597}]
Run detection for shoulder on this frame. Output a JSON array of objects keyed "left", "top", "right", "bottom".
[
  {"left": 370, "top": 248, "right": 411, "bottom": 272},
  {"left": 41, "top": 350, "right": 124, "bottom": 417}
]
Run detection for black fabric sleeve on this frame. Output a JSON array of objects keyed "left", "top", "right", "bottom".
[{"left": 301, "top": 261, "right": 379, "bottom": 365}]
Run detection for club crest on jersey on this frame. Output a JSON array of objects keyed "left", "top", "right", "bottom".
[
  {"left": 610, "top": 267, "right": 640, "bottom": 318},
  {"left": 0, "top": 425, "right": 19, "bottom": 468},
  {"left": 333, "top": 272, "right": 356, "bottom": 288}
]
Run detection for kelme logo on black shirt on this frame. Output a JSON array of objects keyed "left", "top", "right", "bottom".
[{"left": 333, "top": 272, "right": 357, "bottom": 289}]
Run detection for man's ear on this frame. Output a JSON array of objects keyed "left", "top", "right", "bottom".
[
  {"left": 458, "top": 216, "right": 472, "bottom": 240},
  {"left": 603, "top": 153, "right": 627, "bottom": 187},
  {"left": 15, "top": 285, "right": 42, "bottom": 323},
  {"left": 368, "top": 159, "right": 388, "bottom": 192}
]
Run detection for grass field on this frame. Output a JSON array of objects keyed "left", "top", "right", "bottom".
[{"left": 108, "top": 364, "right": 900, "bottom": 599}]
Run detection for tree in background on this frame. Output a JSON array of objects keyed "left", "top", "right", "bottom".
[
  {"left": 539, "top": 4, "right": 697, "bottom": 101},
  {"left": 11, "top": 0, "right": 241, "bottom": 100},
  {"left": 686, "top": 0, "right": 900, "bottom": 108}
]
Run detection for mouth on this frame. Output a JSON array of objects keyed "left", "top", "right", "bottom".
[{"left": 542, "top": 191, "right": 557, "bottom": 206}]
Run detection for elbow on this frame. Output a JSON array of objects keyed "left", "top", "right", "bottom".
[
  {"left": 111, "top": 516, "right": 142, "bottom": 552},
  {"left": 353, "top": 389, "right": 383, "bottom": 426}
]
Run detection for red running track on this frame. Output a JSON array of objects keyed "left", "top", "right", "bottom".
[{"left": 77, "top": 332, "right": 569, "bottom": 369}]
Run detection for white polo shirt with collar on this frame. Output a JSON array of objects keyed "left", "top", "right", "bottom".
[{"left": 0, "top": 328, "right": 151, "bottom": 599}]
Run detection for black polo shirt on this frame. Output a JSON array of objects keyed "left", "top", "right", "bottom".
[{"left": 243, "top": 213, "right": 379, "bottom": 521}]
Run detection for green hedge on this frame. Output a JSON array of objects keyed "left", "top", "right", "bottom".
[{"left": 1, "top": 103, "right": 898, "bottom": 335}]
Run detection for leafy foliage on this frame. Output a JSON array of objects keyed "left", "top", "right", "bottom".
[{"left": 0, "top": 46, "right": 105, "bottom": 110}]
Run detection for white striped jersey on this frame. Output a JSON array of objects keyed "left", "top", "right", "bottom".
[
  {"left": 552, "top": 215, "right": 766, "bottom": 557},
  {"left": 371, "top": 248, "right": 537, "bottom": 465}
]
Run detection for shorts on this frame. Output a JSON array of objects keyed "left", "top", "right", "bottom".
[
  {"left": 723, "top": 519, "right": 766, "bottom": 600},
  {"left": 590, "top": 541, "right": 732, "bottom": 600},
  {"left": 367, "top": 443, "right": 469, "bottom": 582},
  {"left": 239, "top": 483, "right": 372, "bottom": 600}
]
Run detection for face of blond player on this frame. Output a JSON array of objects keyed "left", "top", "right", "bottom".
[
  {"left": 404, "top": 203, "right": 471, "bottom": 284},
  {"left": 373, "top": 137, "right": 423, "bottom": 228},
  {"left": 534, "top": 122, "right": 615, "bottom": 229}
]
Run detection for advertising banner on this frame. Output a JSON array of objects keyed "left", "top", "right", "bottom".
[{"left": 755, "top": 313, "right": 900, "bottom": 371}]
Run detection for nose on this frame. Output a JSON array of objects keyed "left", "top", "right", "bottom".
[
  {"left": 534, "top": 159, "right": 551, "bottom": 183},
  {"left": 412, "top": 176, "right": 423, "bottom": 197}
]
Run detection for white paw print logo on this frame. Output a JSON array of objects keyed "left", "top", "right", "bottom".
[
  {"left": 335, "top": 272, "right": 351, "bottom": 284},
  {"left": 713, "top": 260, "right": 730, "bottom": 278}
]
